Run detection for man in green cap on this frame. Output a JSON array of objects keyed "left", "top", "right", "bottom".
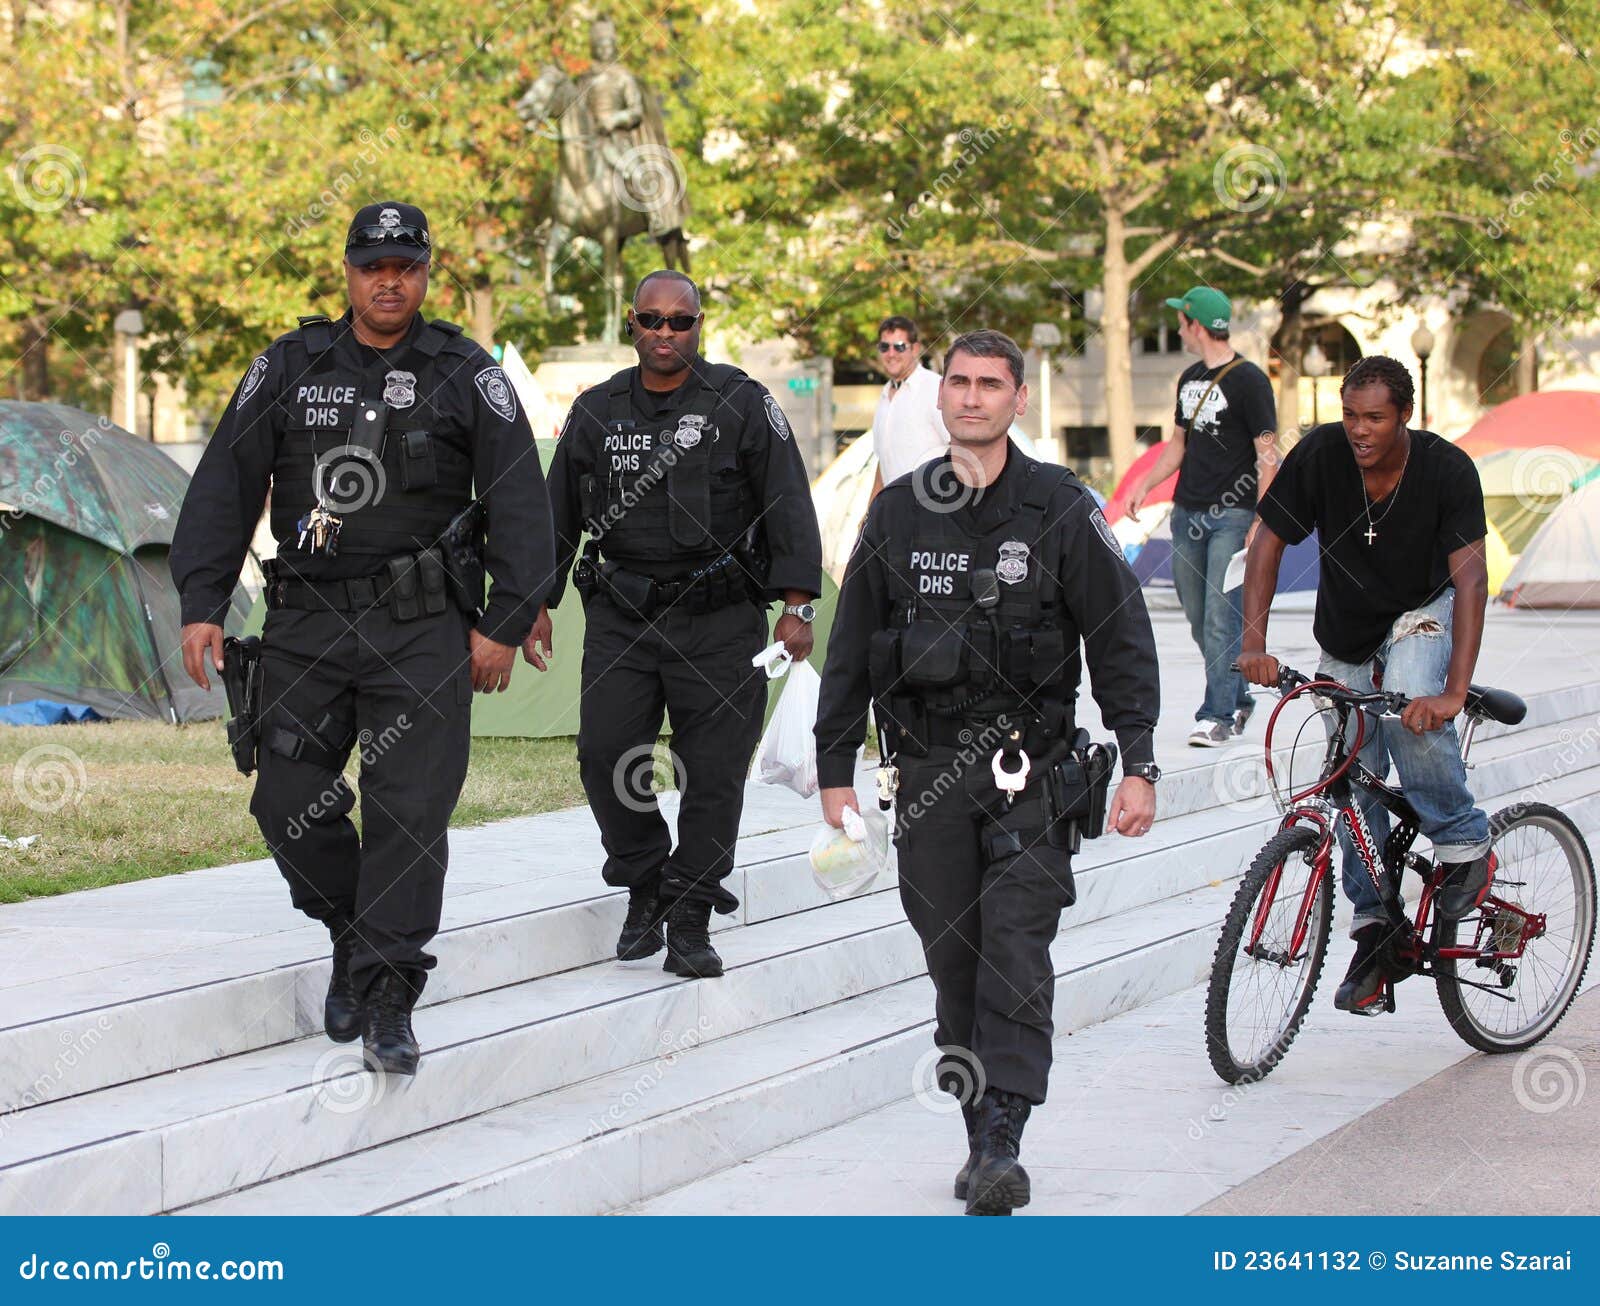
[{"left": 1126, "top": 285, "right": 1279, "bottom": 746}]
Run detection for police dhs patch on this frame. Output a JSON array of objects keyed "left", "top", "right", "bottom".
[
  {"left": 996, "top": 540, "right": 1030, "bottom": 585},
  {"left": 764, "top": 394, "right": 791, "bottom": 441},
  {"left": 383, "top": 369, "right": 417, "bottom": 409},
  {"left": 675, "top": 414, "right": 707, "bottom": 450},
  {"left": 237, "top": 355, "right": 269, "bottom": 409},
  {"left": 474, "top": 366, "right": 517, "bottom": 422}
]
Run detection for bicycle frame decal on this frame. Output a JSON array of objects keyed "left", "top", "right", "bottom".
[{"left": 1340, "top": 798, "right": 1388, "bottom": 901}]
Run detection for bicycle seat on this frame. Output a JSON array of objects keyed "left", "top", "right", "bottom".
[{"left": 1464, "top": 684, "right": 1526, "bottom": 725}]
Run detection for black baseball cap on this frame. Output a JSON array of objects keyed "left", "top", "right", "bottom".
[{"left": 345, "top": 201, "right": 431, "bottom": 266}]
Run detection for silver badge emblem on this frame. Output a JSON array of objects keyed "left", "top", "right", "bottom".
[
  {"left": 474, "top": 366, "right": 518, "bottom": 422},
  {"left": 674, "top": 414, "right": 708, "bottom": 450},
  {"left": 996, "top": 540, "right": 1030, "bottom": 586},
  {"left": 383, "top": 369, "right": 416, "bottom": 409}
]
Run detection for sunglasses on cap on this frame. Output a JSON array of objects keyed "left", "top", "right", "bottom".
[
  {"left": 348, "top": 224, "right": 431, "bottom": 249},
  {"left": 633, "top": 310, "right": 700, "bottom": 333},
  {"left": 877, "top": 340, "right": 913, "bottom": 353}
]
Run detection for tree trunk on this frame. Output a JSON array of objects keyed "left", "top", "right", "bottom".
[
  {"left": 468, "top": 282, "right": 495, "bottom": 351},
  {"left": 1275, "top": 297, "right": 1304, "bottom": 435},
  {"left": 16, "top": 317, "right": 49, "bottom": 400},
  {"left": 1101, "top": 210, "right": 1137, "bottom": 478},
  {"left": 1516, "top": 335, "right": 1538, "bottom": 394}
]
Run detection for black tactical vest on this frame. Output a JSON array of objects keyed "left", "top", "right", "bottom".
[
  {"left": 269, "top": 315, "right": 475, "bottom": 560},
  {"left": 582, "top": 364, "right": 756, "bottom": 565},
  {"left": 870, "top": 460, "right": 1073, "bottom": 732}
]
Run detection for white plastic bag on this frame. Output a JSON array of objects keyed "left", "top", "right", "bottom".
[{"left": 753, "top": 659, "right": 821, "bottom": 797}]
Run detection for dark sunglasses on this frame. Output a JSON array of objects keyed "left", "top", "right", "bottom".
[
  {"left": 633, "top": 310, "right": 700, "bottom": 333},
  {"left": 877, "top": 340, "right": 913, "bottom": 353},
  {"left": 348, "top": 224, "right": 431, "bottom": 248}
]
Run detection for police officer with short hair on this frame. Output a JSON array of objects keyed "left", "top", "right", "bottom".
[
  {"left": 527, "top": 270, "right": 822, "bottom": 978},
  {"left": 171, "top": 201, "right": 554, "bottom": 1076},
  {"left": 815, "top": 329, "right": 1161, "bottom": 1214}
]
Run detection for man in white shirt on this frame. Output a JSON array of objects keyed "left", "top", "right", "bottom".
[{"left": 869, "top": 315, "right": 950, "bottom": 499}]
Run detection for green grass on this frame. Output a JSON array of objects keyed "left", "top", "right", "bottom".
[{"left": 0, "top": 720, "right": 591, "bottom": 903}]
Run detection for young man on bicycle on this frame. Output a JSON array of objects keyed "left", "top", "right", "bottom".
[{"left": 1235, "top": 355, "right": 1494, "bottom": 1013}]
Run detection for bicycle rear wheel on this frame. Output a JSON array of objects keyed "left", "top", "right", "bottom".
[
  {"left": 1435, "top": 802, "right": 1595, "bottom": 1053},
  {"left": 1205, "top": 825, "right": 1332, "bottom": 1084}
]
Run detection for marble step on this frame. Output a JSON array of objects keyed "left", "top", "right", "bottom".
[
  {"left": 2, "top": 687, "right": 1590, "bottom": 1118},
  {"left": 186, "top": 894, "right": 1219, "bottom": 1216}
]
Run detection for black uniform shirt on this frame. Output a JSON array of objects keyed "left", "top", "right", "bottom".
[
  {"left": 544, "top": 355, "right": 822, "bottom": 606},
  {"left": 815, "top": 440, "right": 1160, "bottom": 789},
  {"left": 170, "top": 310, "right": 554, "bottom": 646}
]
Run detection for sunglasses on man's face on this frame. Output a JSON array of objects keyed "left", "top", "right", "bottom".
[
  {"left": 877, "top": 340, "right": 913, "bottom": 353},
  {"left": 633, "top": 310, "right": 700, "bottom": 333}
]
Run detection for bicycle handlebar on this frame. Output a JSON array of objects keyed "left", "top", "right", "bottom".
[{"left": 1273, "top": 665, "right": 1409, "bottom": 716}]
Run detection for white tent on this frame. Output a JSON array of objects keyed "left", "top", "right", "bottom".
[{"left": 1500, "top": 477, "right": 1600, "bottom": 609}]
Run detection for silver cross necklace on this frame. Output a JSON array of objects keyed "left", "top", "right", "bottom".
[{"left": 1360, "top": 431, "right": 1410, "bottom": 545}]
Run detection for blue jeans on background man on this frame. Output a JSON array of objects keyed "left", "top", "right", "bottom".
[
  {"left": 1170, "top": 504, "right": 1255, "bottom": 726},
  {"left": 1316, "top": 589, "right": 1492, "bottom": 936}
]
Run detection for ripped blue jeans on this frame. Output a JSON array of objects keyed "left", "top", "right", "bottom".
[{"left": 1316, "top": 589, "right": 1492, "bottom": 935}]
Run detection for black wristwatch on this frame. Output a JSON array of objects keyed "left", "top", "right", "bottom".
[{"left": 1126, "top": 763, "right": 1162, "bottom": 784}]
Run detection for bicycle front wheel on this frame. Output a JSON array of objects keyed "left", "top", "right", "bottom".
[
  {"left": 1435, "top": 802, "right": 1595, "bottom": 1053},
  {"left": 1205, "top": 825, "right": 1332, "bottom": 1084}
]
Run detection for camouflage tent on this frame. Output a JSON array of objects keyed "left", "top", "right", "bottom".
[{"left": 0, "top": 404, "right": 252, "bottom": 722}]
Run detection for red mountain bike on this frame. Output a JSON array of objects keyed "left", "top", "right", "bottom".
[{"left": 1205, "top": 666, "right": 1596, "bottom": 1085}]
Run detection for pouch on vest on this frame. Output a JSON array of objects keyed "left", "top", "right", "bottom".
[
  {"left": 898, "top": 623, "right": 968, "bottom": 688},
  {"left": 868, "top": 630, "right": 900, "bottom": 694},
  {"left": 385, "top": 554, "right": 421, "bottom": 622},
  {"left": 666, "top": 447, "right": 712, "bottom": 548},
  {"left": 600, "top": 560, "right": 657, "bottom": 618},
  {"left": 417, "top": 548, "right": 449, "bottom": 616},
  {"left": 398, "top": 430, "right": 438, "bottom": 491}
]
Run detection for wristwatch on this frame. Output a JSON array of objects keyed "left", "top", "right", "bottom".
[
  {"left": 782, "top": 602, "right": 816, "bottom": 623},
  {"left": 1126, "top": 762, "right": 1162, "bottom": 783}
]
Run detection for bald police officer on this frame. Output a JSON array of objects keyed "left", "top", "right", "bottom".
[
  {"left": 528, "top": 270, "right": 822, "bottom": 978},
  {"left": 172, "top": 201, "right": 553, "bottom": 1076},
  {"left": 815, "top": 329, "right": 1161, "bottom": 1214}
]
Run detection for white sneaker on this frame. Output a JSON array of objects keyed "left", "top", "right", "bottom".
[{"left": 1188, "top": 721, "right": 1233, "bottom": 747}]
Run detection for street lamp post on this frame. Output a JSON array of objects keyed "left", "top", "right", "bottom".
[
  {"left": 1411, "top": 324, "right": 1435, "bottom": 429},
  {"left": 1302, "top": 340, "right": 1329, "bottom": 427},
  {"left": 113, "top": 308, "right": 144, "bottom": 436},
  {"left": 1030, "top": 321, "right": 1063, "bottom": 462}
]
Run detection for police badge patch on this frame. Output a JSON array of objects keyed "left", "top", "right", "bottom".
[
  {"left": 674, "top": 414, "right": 707, "bottom": 450},
  {"left": 1090, "top": 507, "right": 1124, "bottom": 557},
  {"left": 474, "top": 366, "right": 518, "bottom": 422},
  {"left": 996, "top": 540, "right": 1030, "bottom": 585},
  {"left": 763, "top": 394, "right": 791, "bottom": 440},
  {"left": 236, "top": 355, "right": 269, "bottom": 409},
  {"left": 383, "top": 370, "right": 417, "bottom": 409}
]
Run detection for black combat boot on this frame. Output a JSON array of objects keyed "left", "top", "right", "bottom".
[
  {"left": 953, "top": 1099, "right": 981, "bottom": 1201},
  {"left": 323, "top": 917, "right": 362, "bottom": 1043},
  {"left": 965, "top": 1088, "right": 1032, "bottom": 1216},
  {"left": 616, "top": 883, "right": 666, "bottom": 960},
  {"left": 361, "top": 969, "right": 421, "bottom": 1076},
  {"left": 663, "top": 896, "right": 723, "bottom": 978}
]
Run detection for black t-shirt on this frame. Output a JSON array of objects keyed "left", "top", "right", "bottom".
[
  {"left": 1257, "top": 424, "right": 1487, "bottom": 664},
  {"left": 1172, "top": 356, "right": 1277, "bottom": 512}
]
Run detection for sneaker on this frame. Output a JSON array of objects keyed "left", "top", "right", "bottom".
[
  {"left": 1188, "top": 721, "right": 1233, "bottom": 747},
  {"left": 1434, "top": 852, "right": 1497, "bottom": 922},
  {"left": 1233, "top": 701, "right": 1256, "bottom": 736},
  {"left": 1334, "top": 923, "right": 1398, "bottom": 1015}
]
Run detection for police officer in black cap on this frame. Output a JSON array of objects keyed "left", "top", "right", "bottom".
[
  {"left": 526, "top": 270, "right": 822, "bottom": 978},
  {"left": 815, "top": 329, "right": 1161, "bottom": 1214},
  {"left": 171, "top": 201, "right": 554, "bottom": 1076}
]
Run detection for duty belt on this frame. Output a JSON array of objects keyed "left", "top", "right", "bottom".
[{"left": 263, "top": 549, "right": 452, "bottom": 621}]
